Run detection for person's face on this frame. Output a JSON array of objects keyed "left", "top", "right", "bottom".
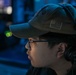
[{"left": 25, "top": 37, "right": 59, "bottom": 68}]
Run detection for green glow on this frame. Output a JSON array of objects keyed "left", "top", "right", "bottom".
[{"left": 5, "top": 31, "right": 12, "bottom": 37}]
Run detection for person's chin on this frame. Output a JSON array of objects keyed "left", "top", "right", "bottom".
[{"left": 31, "top": 62, "right": 45, "bottom": 68}]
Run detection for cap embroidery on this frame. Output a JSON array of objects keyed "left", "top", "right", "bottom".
[{"left": 50, "top": 20, "right": 62, "bottom": 30}]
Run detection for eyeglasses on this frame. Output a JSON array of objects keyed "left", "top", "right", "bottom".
[{"left": 27, "top": 39, "right": 48, "bottom": 50}]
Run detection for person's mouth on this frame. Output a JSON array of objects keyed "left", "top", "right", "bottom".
[{"left": 28, "top": 55, "right": 32, "bottom": 60}]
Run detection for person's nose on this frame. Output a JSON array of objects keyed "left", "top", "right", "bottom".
[
  {"left": 25, "top": 42, "right": 29, "bottom": 49},
  {"left": 25, "top": 42, "right": 30, "bottom": 50},
  {"left": 25, "top": 42, "right": 30, "bottom": 55}
]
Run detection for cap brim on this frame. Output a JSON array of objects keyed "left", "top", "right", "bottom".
[{"left": 9, "top": 23, "right": 48, "bottom": 38}]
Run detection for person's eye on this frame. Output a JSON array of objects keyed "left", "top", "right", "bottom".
[{"left": 29, "top": 39, "right": 34, "bottom": 43}]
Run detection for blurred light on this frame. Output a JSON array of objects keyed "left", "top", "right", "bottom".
[
  {"left": 5, "top": 31, "right": 12, "bottom": 37},
  {"left": 4, "top": 6, "right": 12, "bottom": 14},
  {"left": 0, "top": 0, "right": 4, "bottom": 8}
]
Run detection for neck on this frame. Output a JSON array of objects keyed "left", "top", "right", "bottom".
[{"left": 50, "top": 59, "right": 72, "bottom": 75}]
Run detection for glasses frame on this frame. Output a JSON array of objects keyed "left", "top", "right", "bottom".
[{"left": 28, "top": 40, "right": 48, "bottom": 50}]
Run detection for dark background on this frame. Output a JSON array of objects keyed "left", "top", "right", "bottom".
[{"left": 0, "top": 0, "right": 76, "bottom": 75}]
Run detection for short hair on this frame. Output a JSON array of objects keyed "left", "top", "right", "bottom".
[{"left": 39, "top": 32, "right": 76, "bottom": 49}]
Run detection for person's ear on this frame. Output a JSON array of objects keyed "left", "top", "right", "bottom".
[{"left": 57, "top": 43, "right": 67, "bottom": 58}]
